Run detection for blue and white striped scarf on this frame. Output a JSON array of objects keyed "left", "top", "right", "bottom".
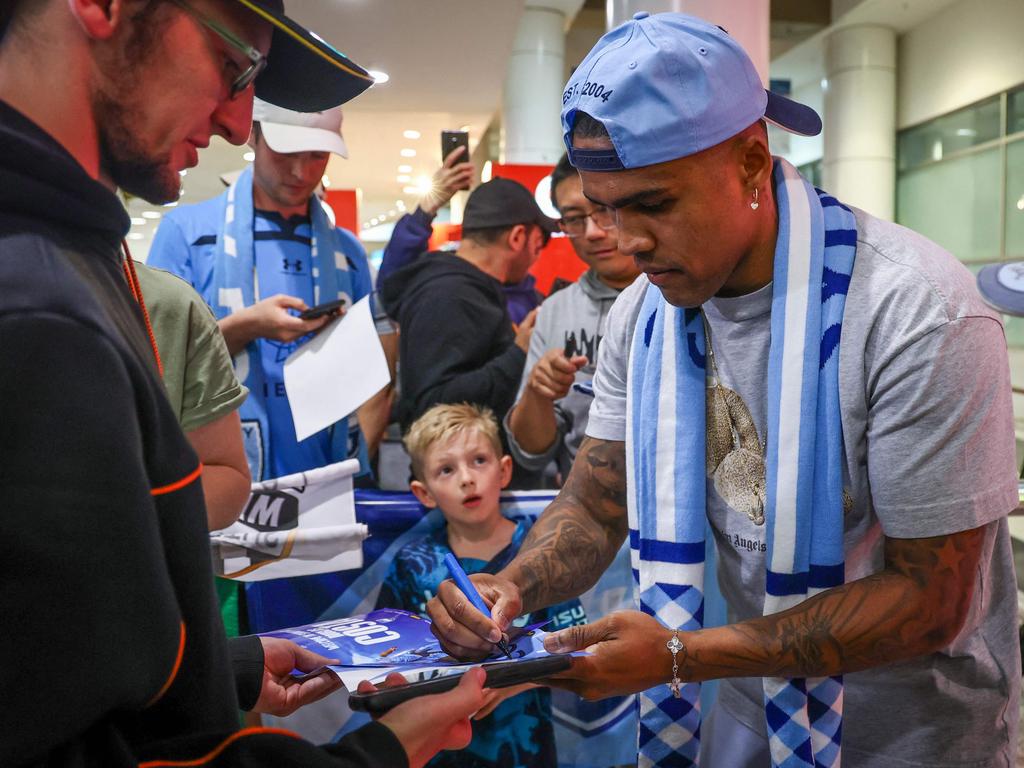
[
  {"left": 210, "top": 165, "right": 352, "bottom": 480},
  {"left": 626, "top": 158, "right": 856, "bottom": 768}
]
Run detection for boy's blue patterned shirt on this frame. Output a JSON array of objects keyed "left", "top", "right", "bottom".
[{"left": 376, "top": 518, "right": 587, "bottom": 768}]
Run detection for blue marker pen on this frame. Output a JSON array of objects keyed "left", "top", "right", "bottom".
[{"left": 443, "top": 552, "right": 513, "bottom": 659}]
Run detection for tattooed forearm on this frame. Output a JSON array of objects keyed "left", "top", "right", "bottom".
[
  {"left": 503, "top": 438, "right": 629, "bottom": 613},
  {"left": 681, "top": 523, "right": 988, "bottom": 681}
]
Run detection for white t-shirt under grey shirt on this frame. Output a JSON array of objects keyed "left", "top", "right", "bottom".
[{"left": 586, "top": 208, "right": 1020, "bottom": 767}]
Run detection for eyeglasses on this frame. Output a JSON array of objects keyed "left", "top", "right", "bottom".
[
  {"left": 172, "top": 0, "right": 267, "bottom": 99},
  {"left": 558, "top": 205, "right": 617, "bottom": 237}
]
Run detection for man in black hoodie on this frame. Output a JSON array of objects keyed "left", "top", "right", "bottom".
[
  {"left": 381, "top": 178, "right": 557, "bottom": 435},
  {"left": 0, "top": 1, "right": 485, "bottom": 766}
]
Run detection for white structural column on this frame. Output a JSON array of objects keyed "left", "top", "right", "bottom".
[
  {"left": 607, "top": 0, "right": 769, "bottom": 80},
  {"left": 501, "top": 5, "right": 566, "bottom": 164},
  {"left": 822, "top": 25, "right": 896, "bottom": 220}
]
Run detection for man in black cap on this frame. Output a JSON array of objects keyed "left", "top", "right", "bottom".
[
  {"left": 0, "top": 1, "right": 486, "bottom": 766},
  {"left": 381, "top": 178, "right": 557, "bottom": 436}
]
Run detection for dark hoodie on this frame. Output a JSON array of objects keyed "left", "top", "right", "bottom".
[
  {"left": 0, "top": 102, "right": 404, "bottom": 767},
  {"left": 381, "top": 252, "right": 527, "bottom": 433}
]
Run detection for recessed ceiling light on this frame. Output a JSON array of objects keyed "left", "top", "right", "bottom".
[
  {"left": 127, "top": 232, "right": 145, "bottom": 240},
  {"left": 400, "top": 148, "right": 416, "bottom": 158},
  {"left": 131, "top": 217, "right": 146, "bottom": 226},
  {"left": 142, "top": 211, "right": 162, "bottom": 219},
  {"left": 398, "top": 164, "right": 412, "bottom": 173},
  {"left": 396, "top": 200, "right": 407, "bottom": 209},
  {"left": 243, "top": 151, "right": 255, "bottom": 162},
  {"left": 402, "top": 186, "right": 419, "bottom": 195},
  {"left": 388, "top": 209, "right": 396, "bottom": 216},
  {"left": 397, "top": 174, "right": 411, "bottom": 183},
  {"left": 370, "top": 217, "right": 379, "bottom": 225},
  {"left": 403, "top": 130, "right": 421, "bottom": 140},
  {"left": 368, "top": 70, "right": 390, "bottom": 84}
]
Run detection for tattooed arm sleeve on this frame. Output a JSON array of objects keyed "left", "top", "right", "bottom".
[
  {"left": 502, "top": 437, "right": 629, "bottom": 615},
  {"left": 678, "top": 523, "right": 989, "bottom": 681}
]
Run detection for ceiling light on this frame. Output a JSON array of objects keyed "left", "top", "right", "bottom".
[
  {"left": 163, "top": 201, "right": 179, "bottom": 208},
  {"left": 131, "top": 217, "right": 146, "bottom": 226},
  {"left": 481, "top": 161, "right": 493, "bottom": 183},
  {"left": 243, "top": 151, "right": 255, "bottom": 162},
  {"left": 398, "top": 164, "right": 412, "bottom": 173},
  {"left": 368, "top": 70, "right": 390, "bottom": 84},
  {"left": 388, "top": 209, "right": 396, "bottom": 216},
  {"left": 396, "top": 199, "right": 406, "bottom": 209},
  {"left": 415, "top": 175, "right": 433, "bottom": 195},
  {"left": 179, "top": 170, "right": 188, "bottom": 177},
  {"left": 403, "top": 130, "right": 421, "bottom": 140},
  {"left": 397, "top": 174, "right": 411, "bottom": 183},
  {"left": 127, "top": 232, "right": 145, "bottom": 241},
  {"left": 400, "top": 148, "right": 416, "bottom": 158},
  {"left": 142, "top": 211, "right": 162, "bottom": 220},
  {"left": 402, "top": 186, "right": 419, "bottom": 195},
  {"left": 1017, "top": 195, "right": 1024, "bottom": 211},
  {"left": 370, "top": 217, "right": 379, "bottom": 225}
]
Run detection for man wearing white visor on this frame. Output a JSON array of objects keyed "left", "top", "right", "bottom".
[{"left": 151, "top": 99, "right": 391, "bottom": 483}]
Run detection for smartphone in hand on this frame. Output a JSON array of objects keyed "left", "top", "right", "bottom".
[
  {"left": 441, "top": 130, "right": 470, "bottom": 163},
  {"left": 299, "top": 298, "right": 346, "bottom": 320}
]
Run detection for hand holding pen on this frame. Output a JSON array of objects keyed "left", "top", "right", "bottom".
[{"left": 443, "top": 552, "right": 513, "bottom": 659}]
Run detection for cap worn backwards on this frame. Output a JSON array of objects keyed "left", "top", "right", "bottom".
[{"left": 561, "top": 11, "right": 822, "bottom": 171}]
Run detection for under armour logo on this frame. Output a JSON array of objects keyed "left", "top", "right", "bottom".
[{"left": 282, "top": 258, "right": 303, "bottom": 272}]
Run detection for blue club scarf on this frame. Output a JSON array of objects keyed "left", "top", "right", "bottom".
[
  {"left": 626, "top": 158, "right": 856, "bottom": 767},
  {"left": 209, "top": 165, "right": 355, "bottom": 481}
]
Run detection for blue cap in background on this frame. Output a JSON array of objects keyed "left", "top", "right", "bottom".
[
  {"left": 977, "top": 262, "right": 1024, "bottom": 316},
  {"left": 561, "top": 12, "right": 822, "bottom": 171}
]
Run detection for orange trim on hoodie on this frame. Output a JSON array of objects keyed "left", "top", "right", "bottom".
[
  {"left": 139, "top": 727, "right": 302, "bottom": 767},
  {"left": 146, "top": 621, "right": 186, "bottom": 707},
  {"left": 151, "top": 464, "right": 203, "bottom": 496}
]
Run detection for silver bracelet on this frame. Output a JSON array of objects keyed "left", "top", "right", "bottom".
[{"left": 666, "top": 631, "right": 684, "bottom": 698}]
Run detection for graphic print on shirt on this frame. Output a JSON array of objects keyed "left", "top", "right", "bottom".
[
  {"left": 706, "top": 383, "right": 766, "bottom": 525},
  {"left": 563, "top": 328, "right": 602, "bottom": 372},
  {"left": 706, "top": 383, "right": 854, "bottom": 537}
]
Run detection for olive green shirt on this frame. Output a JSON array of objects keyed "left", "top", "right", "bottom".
[{"left": 136, "top": 262, "right": 247, "bottom": 432}]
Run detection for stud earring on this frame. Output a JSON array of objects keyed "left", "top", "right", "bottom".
[{"left": 750, "top": 188, "right": 759, "bottom": 211}]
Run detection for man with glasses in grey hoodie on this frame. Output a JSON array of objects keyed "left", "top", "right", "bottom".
[{"left": 506, "top": 154, "right": 639, "bottom": 484}]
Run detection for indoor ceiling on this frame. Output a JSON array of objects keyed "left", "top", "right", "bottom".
[{"left": 128, "top": 0, "right": 833, "bottom": 257}]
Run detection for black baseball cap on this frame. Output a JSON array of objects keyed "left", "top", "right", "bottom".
[
  {"left": 235, "top": 0, "right": 375, "bottom": 111},
  {"left": 463, "top": 178, "right": 559, "bottom": 234}
]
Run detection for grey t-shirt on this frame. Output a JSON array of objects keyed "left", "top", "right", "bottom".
[
  {"left": 504, "top": 269, "right": 623, "bottom": 478},
  {"left": 586, "top": 208, "right": 1021, "bottom": 766}
]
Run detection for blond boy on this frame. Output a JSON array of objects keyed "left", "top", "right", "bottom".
[{"left": 377, "top": 404, "right": 584, "bottom": 768}]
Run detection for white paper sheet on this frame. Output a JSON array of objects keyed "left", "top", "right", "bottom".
[{"left": 284, "top": 296, "right": 390, "bottom": 442}]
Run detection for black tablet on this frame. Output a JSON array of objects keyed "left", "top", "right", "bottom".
[{"left": 347, "top": 654, "right": 573, "bottom": 715}]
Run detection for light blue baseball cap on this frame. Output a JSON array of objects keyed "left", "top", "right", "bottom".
[{"left": 561, "top": 12, "right": 822, "bottom": 171}]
